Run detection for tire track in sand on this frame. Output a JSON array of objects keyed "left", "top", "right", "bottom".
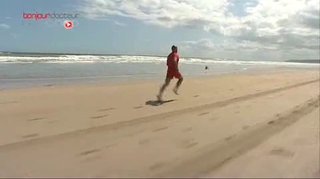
[
  {"left": 0, "top": 79, "right": 318, "bottom": 150},
  {"left": 154, "top": 96, "right": 320, "bottom": 177}
]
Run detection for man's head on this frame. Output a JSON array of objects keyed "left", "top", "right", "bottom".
[{"left": 171, "top": 45, "right": 178, "bottom": 53}]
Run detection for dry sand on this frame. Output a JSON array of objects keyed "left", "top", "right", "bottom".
[{"left": 0, "top": 70, "right": 319, "bottom": 177}]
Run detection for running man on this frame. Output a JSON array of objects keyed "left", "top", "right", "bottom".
[{"left": 157, "top": 45, "right": 183, "bottom": 101}]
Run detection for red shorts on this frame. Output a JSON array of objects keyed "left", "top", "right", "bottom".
[{"left": 166, "top": 70, "right": 182, "bottom": 79}]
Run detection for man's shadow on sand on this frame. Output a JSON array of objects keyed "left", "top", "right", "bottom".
[{"left": 145, "top": 99, "right": 177, "bottom": 106}]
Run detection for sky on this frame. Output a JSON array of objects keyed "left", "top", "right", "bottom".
[{"left": 0, "top": 0, "right": 319, "bottom": 61}]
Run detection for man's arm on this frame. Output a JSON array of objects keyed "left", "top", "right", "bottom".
[{"left": 173, "top": 57, "right": 179, "bottom": 71}]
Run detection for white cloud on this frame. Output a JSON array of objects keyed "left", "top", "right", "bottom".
[
  {"left": 78, "top": 0, "right": 320, "bottom": 60},
  {"left": 0, "top": 23, "right": 10, "bottom": 29},
  {"left": 114, "top": 21, "right": 126, "bottom": 26},
  {"left": 179, "top": 38, "right": 318, "bottom": 60}
]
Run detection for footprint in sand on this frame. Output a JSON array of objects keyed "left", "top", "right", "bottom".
[
  {"left": 270, "top": 148, "right": 295, "bottom": 158},
  {"left": 275, "top": 113, "right": 281, "bottom": 117},
  {"left": 242, "top": 126, "right": 250, "bottom": 130},
  {"left": 91, "top": 114, "right": 109, "bottom": 119},
  {"left": 105, "top": 143, "right": 117, "bottom": 149},
  {"left": 28, "top": 117, "right": 45, "bottom": 122},
  {"left": 186, "top": 142, "right": 198, "bottom": 148},
  {"left": 268, "top": 120, "right": 275, "bottom": 125},
  {"left": 149, "top": 162, "right": 167, "bottom": 171},
  {"left": 22, "top": 133, "right": 39, "bottom": 139},
  {"left": 99, "top": 107, "right": 115, "bottom": 112},
  {"left": 225, "top": 134, "right": 237, "bottom": 141},
  {"left": 139, "top": 139, "right": 150, "bottom": 145},
  {"left": 198, "top": 112, "right": 209, "bottom": 116},
  {"left": 79, "top": 149, "right": 102, "bottom": 163},
  {"left": 153, "top": 126, "right": 169, "bottom": 132},
  {"left": 177, "top": 138, "right": 198, "bottom": 149},
  {"left": 80, "top": 149, "right": 101, "bottom": 156}
]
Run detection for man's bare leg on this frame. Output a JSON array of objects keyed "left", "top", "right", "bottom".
[
  {"left": 157, "top": 78, "right": 171, "bottom": 101},
  {"left": 173, "top": 77, "right": 183, "bottom": 95}
]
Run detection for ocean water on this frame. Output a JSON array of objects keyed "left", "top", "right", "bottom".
[{"left": 0, "top": 54, "right": 319, "bottom": 89}]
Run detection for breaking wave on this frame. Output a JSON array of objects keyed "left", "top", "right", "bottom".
[{"left": 0, "top": 55, "right": 318, "bottom": 67}]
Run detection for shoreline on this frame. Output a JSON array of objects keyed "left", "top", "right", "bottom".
[{"left": 1, "top": 68, "right": 317, "bottom": 91}]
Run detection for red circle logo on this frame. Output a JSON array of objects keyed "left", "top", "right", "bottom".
[{"left": 64, "top": 20, "right": 73, "bottom": 29}]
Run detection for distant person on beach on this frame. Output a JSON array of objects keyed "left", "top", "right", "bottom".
[
  {"left": 204, "top": 65, "right": 209, "bottom": 75},
  {"left": 157, "top": 45, "right": 183, "bottom": 101}
]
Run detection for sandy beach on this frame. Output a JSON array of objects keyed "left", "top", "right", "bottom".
[{"left": 0, "top": 69, "right": 319, "bottom": 177}]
